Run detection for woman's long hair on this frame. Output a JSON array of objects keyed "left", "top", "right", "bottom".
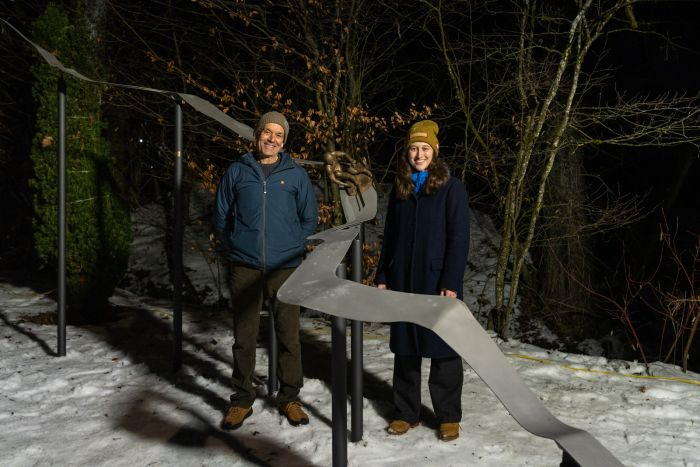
[{"left": 394, "top": 150, "right": 450, "bottom": 200}]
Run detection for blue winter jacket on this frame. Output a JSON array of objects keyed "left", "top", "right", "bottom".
[{"left": 213, "top": 151, "right": 318, "bottom": 270}]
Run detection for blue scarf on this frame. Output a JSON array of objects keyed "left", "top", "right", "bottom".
[{"left": 411, "top": 170, "right": 428, "bottom": 193}]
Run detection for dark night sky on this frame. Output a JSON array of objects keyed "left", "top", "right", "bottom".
[{"left": 588, "top": 3, "right": 700, "bottom": 267}]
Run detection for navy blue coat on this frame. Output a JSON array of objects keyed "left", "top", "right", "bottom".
[
  {"left": 213, "top": 152, "right": 318, "bottom": 270},
  {"left": 375, "top": 177, "right": 470, "bottom": 358}
]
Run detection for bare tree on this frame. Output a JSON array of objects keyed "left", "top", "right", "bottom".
[
  {"left": 102, "top": 0, "right": 436, "bottom": 229},
  {"left": 424, "top": 0, "right": 700, "bottom": 337},
  {"left": 104, "top": 0, "right": 428, "bottom": 155},
  {"left": 650, "top": 218, "right": 699, "bottom": 371}
]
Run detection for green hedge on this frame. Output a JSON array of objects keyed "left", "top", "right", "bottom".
[{"left": 30, "top": 2, "right": 131, "bottom": 318}]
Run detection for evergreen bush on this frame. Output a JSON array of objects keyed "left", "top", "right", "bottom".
[{"left": 30, "top": 2, "right": 131, "bottom": 319}]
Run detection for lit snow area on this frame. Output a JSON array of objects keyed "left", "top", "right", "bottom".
[
  {"left": 1, "top": 195, "right": 699, "bottom": 466},
  {"left": 2, "top": 285, "right": 700, "bottom": 466}
]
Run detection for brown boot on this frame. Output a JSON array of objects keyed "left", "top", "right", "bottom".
[
  {"left": 387, "top": 420, "right": 419, "bottom": 435},
  {"left": 221, "top": 405, "right": 252, "bottom": 430},
  {"left": 439, "top": 422, "right": 460, "bottom": 441},
  {"left": 279, "top": 401, "right": 309, "bottom": 426}
]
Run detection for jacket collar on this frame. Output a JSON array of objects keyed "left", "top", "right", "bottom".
[{"left": 240, "top": 151, "right": 294, "bottom": 170}]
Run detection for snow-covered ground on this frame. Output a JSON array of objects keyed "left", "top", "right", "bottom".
[
  {"left": 2, "top": 283, "right": 700, "bottom": 466},
  {"left": 2, "top": 190, "right": 699, "bottom": 466}
]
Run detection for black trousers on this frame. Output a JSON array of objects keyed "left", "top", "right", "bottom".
[
  {"left": 229, "top": 264, "right": 302, "bottom": 408},
  {"left": 392, "top": 354, "right": 463, "bottom": 424}
]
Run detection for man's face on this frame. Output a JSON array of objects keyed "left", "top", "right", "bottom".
[
  {"left": 407, "top": 142, "right": 434, "bottom": 171},
  {"left": 256, "top": 122, "right": 285, "bottom": 159}
]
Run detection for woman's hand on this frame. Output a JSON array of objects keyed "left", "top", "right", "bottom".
[
  {"left": 377, "top": 283, "right": 387, "bottom": 290},
  {"left": 440, "top": 288, "right": 457, "bottom": 298}
]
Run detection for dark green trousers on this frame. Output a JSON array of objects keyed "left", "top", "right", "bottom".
[{"left": 229, "top": 264, "right": 302, "bottom": 408}]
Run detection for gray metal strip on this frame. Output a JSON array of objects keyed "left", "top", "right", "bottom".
[
  {"left": 339, "top": 188, "right": 377, "bottom": 224},
  {"left": 2, "top": 18, "right": 344, "bottom": 156},
  {"left": 278, "top": 187, "right": 623, "bottom": 467},
  {"left": 1, "top": 19, "right": 255, "bottom": 142}
]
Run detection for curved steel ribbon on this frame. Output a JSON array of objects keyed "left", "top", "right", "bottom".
[
  {"left": 1, "top": 19, "right": 255, "bottom": 142},
  {"left": 278, "top": 188, "right": 622, "bottom": 467}
]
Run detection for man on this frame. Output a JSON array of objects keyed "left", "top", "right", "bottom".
[{"left": 213, "top": 111, "right": 318, "bottom": 430}]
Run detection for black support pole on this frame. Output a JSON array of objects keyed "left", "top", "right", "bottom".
[
  {"left": 173, "top": 100, "right": 183, "bottom": 371},
  {"left": 57, "top": 74, "right": 66, "bottom": 357},
  {"left": 332, "top": 263, "right": 348, "bottom": 467},
  {"left": 350, "top": 226, "right": 364, "bottom": 441},
  {"left": 268, "top": 299, "right": 278, "bottom": 396}
]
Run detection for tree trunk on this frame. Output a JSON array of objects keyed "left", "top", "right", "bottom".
[{"left": 535, "top": 142, "right": 597, "bottom": 341}]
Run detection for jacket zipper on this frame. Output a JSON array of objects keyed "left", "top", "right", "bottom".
[
  {"left": 262, "top": 178, "right": 267, "bottom": 272},
  {"left": 257, "top": 156, "right": 292, "bottom": 271}
]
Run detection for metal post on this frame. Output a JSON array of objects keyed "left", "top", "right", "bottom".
[
  {"left": 173, "top": 100, "right": 183, "bottom": 371},
  {"left": 332, "top": 263, "right": 348, "bottom": 467},
  {"left": 350, "top": 225, "right": 364, "bottom": 441},
  {"left": 57, "top": 75, "right": 66, "bottom": 357},
  {"left": 268, "top": 299, "right": 279, "bottom": 396}
]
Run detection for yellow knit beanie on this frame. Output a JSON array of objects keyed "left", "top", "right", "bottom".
[{"left": 406, "top": 120, "right": 439, "bottom": 157}]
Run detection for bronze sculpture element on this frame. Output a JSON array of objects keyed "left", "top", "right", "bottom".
[{"left": 323, "top": 151, "right": 374, "bottom": 196}]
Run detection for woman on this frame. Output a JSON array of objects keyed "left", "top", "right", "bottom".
[{"left": 375, "top": 119, "right": 470, "bottom": 441}]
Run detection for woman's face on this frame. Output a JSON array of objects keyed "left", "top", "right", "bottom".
[{"left": 407, "top": 142, "right": 434, "bottom": 172}]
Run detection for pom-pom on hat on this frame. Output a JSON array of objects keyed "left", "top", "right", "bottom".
[
  {"left": 406, "top": 119, "right": 439, "bottom": 157},
  {"left": 255, "top": 111, "right": 289, "bottom": 144}
]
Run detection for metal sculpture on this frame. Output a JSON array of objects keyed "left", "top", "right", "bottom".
[
  {"left": 3, "top": 18, "right": 622, "bottom": 465},
  {"left": 277, "top": 185, "right": 623, "bottom": 467}
]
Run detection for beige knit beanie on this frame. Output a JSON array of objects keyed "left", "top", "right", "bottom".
[{"left": 255, "top": 111, "right": 289, "bottom": 143}]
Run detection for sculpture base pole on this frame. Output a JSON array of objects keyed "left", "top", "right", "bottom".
[{"left": 332, "top": 263, "right": 348, "bottom": 467}]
